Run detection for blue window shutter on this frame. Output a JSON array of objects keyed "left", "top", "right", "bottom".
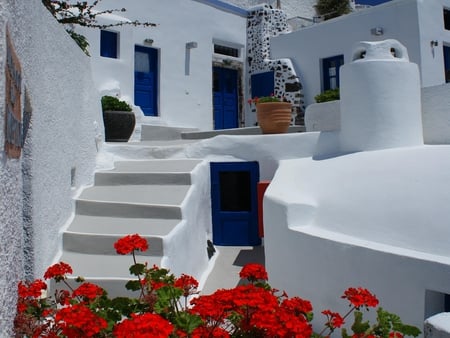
[
  {"left": 251, "top": 71, "right": 274, "bottom": 98},
  {"left": 100, "top": 30, "right": 118, "bottom": 58}
]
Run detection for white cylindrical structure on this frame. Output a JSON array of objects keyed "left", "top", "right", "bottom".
[{"left": 339, "top": 39, "right": 423, "bottom": 152}]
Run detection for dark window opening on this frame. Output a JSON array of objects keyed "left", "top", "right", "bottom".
[
  {"left": 100, "top": 30, "right": 118, "bottom": 58},
  {"left": 251, "top": 71, "right": 274, "bottom": 99},
  {"left": 219, "top": 171, "right": 251, "bottom": 211},
  {"left": 444, "top": 45, "right": 450, "bottom": 83},
  {"left": 322, "top": 55, "right": 344, "bottom": 91},
  {"left": 214, "top": 44, "right": 239, "bottom": 58},
  {"left": 444, "top": 8, "right": 450, "bottom": 30}
]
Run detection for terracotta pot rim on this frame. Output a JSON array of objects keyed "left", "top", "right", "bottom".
[{"left": 255, "top": 102, "right": 291, "bottom": 106}]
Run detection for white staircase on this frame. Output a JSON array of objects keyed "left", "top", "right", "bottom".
[{"left": 58, "top": 125, "right": 204, "bottom": 297}]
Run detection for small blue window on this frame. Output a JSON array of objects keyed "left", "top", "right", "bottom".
[
  {"left": 250, "top": 71, "right": 274, "bottom": 99},
  {"left": 322, "top": 55, "right": 344, "bottom": 91},
  {"left": 100, "top": 30, "right": 118, "bottom": 58}
]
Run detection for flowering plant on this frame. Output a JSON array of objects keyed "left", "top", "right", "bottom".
[
  {"left": 247, "top": 93, "right": 288, "bottom": 105},
  {"left": 15, "top": 234, "right": 420, "bottom": 337}
]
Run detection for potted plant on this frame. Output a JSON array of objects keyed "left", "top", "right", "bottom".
[
  {"left": 101, "top": 95, "right": 136, "bottom": 142},
  {"left": 249, "top": 94, "right": 293, "bottom": 134}
]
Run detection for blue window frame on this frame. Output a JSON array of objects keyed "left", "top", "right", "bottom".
[
  {"left": 251, "top": 71, "right": 274, "bottom": 99},
  {"left": 322, "top": 55, "right": 344, "bottom": 91},
  {"left": 100, "top": 30, "right": 118, "bottom": 58},
  {"left": 444, "top": 46, "right": 450, "bottom": 82}
]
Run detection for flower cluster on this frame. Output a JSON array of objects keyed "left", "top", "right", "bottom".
[
  {"left": 14, "top": 234, "right": 421, "bottom": 338},
  {"left": 247, "top": 93, "right": 287, "bottom": 106}
]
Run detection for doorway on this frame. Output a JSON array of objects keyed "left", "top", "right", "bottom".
[
  {"left": 213, "top": 67, "right": 238, "bottom": 129},
  {"left": 210, "top": 162, "right": 261, "bottom": 246},
  {"left": 134, "top": 45, "right": 158, "bottom": 116}
]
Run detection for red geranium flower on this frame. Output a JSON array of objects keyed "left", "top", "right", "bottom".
[
  {"left": 239, "top": 263, "right": 268, "bottom": 281},
  {"left": 175, "top": 274, "right": 199, "bottom": 297},
  {"left": 72, "top": 282, "right": 105, "bottom": 300},
  {"left": 322, "top": 309, "right": 345, "bottom": 329},
  {"left": 55, "top": 303, "right": 107, "bottom": 337},
  {"left": 113, "top": 313, "right": 173, "bottom": 338},
  {"left": 114, "top": 234, "right": 149, "bottom": 255},
  {"left": 43, "top": 262, "right": 73, "bottom": 281},
  {"left": 342, "top": 287, "right": 379, "bottom": 308},
  {"left": 18, "top": 279, "right": 47, "bottom": 298}
]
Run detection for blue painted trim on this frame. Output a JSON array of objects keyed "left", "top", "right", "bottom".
[{"left": 193, "top": 0, "right": 248, "bottom": 17}]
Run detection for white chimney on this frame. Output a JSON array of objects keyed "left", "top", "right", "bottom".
[{"left": 339, "top": 39, "right": 423, "bottom": 153}]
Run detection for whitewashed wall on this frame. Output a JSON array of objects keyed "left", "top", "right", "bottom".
[
  {"left": 305, "top": 83, "right": 450, "bottom": 146},
  {"left": 264, "top": 39, "right": 450, "bottom": 333},
  {"left": 271, "top": 0, "right": 450, "bottom": 107},
  {"left": 79, "top": 0, "right": 247, "bottom": 131},
  {"left": 0, "top": 1, "right": 102, "bottom": 334}
]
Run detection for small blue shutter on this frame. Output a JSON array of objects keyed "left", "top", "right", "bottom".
[
  {"left": 100, "top": 30, "right": 118, "bottom": 58},
  {"left": 251, "top": 71, "right": 274, "bottom": 99}
]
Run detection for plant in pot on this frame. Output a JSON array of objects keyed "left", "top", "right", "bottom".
[
  {"left": 101, "top": 95, "right": 136, "bottom": 142},
  {"left": 248, "top": 94, "right": 292, "bottom": 134}
]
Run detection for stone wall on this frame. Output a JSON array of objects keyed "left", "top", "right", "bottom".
[{"left": 246, "top": 5, "right": 304, "bottom": 124}]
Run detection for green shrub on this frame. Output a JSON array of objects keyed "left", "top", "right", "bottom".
[
  {"left": 314, "top": 88, "right": 340, "bottom": 103},
  {"left": 101, "top": 96, "right": 132, "bottom": 112}
]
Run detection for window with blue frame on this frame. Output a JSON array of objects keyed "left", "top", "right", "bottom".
[
  {"left": 444, "top": 45, "right": 450, "bottom": 82},
  {"left": 250, "top": 71, "right": 274, "bottom": 98},
  {"left": 444, "top": 8, "right": 450, "bottom": 30},
  {"left": 100, "top": 30, "right": 118, "bottom": 58},
  {"left": 322, "top": 55, "right": 344, "bottom": 91}
]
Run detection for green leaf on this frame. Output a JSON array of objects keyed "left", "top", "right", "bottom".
[
  {"left": 129, "top": 263, "right": 146, "bottom": 276},
  {"left": 351, "top": 311, "right": 370, "bottom": 334},
  {"left": 125, "top": 280, "right": 141, "bottom": 291},
  {"left": 173, "top": 312, "right": 203, "bottom": 334}
]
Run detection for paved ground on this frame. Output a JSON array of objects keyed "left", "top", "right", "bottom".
[{"left": 201, "top": 245, "right": 265, "bottom": 295}]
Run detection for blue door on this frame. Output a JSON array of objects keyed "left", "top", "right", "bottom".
[
  {"left": 213, "top": 67, "right": 238, "bottom": 129},
  {"left": 210, "top": 162, "right": 261, "bottom": 246},
  {"left": 134, "top": 46, "right": 158, "bottom": 116}
]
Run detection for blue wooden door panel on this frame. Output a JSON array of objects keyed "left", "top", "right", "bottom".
[
  {"left": 213, "top": 67, "right": 238, "bottom": 130},
  {"left": 134, "top": 46, "right": 158, "bottom": 116},
  {"left": 210, "top": 162, "right": 261, "bottom": 246}
]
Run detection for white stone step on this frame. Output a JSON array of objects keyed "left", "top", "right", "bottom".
[
  {"left": 56, "top": 252, "right": 162, "bottom": 297},
  {"left": 94, "top": 159, "right": 201, "bottom": 186},
  {"left": 63, "top": 215, "right": 179, "bottom": 256},
  {"left": 140, "top": 125, "right": 199, "bottom": 141}
]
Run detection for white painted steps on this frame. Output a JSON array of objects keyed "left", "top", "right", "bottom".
[{"left": 59, "top": 158, "right": 202, "bottom": 297}]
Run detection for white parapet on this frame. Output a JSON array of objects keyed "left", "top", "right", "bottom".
[{"left": 339, "top": 39, "right": 424, "bottom": 152}]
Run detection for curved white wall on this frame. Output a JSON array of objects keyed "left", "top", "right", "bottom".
[{"left": 0, "top": 1, "right": 102, "bottom": 334}]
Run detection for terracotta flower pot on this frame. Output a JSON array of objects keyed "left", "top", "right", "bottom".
[{"left": 256, "top": 102, "right": 292, "bottom": 134}]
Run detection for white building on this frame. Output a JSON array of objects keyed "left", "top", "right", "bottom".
[
  {"left": 78, "top": 0, "right": 249, "bottom": 131},
  {"left": 271, "top": 0, "right": 450, "bottom": 106},
  {"left": 4, "top": 0, "right": 450, "bottom": 335}
]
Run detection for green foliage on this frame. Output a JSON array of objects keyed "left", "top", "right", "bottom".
[
  {"left": 66, "top": 30, "right": 90, "bottom": 56},
  {"left": 315, "top": 0, "right": 352, "bottom": 20},
  {"left": 314, "top": 88, "right": 340, "bottom": 103},
  {"left": 42, "top": 0, "right": 156, "bottom": 55},
  {"left": 129, "top": 263, "right": 146, "bottom": 276},
  {"left": 258, "top": 95, "right": 282, "bottom": 103},
  {"left": 172, "top": 312, "right": 203, "bottom": 335},
  {"left": 101, "top": 96, "right": 132, "bottom": 112},
  {"left": 342, "top": 308, "right": 421, "bottom": 338}
]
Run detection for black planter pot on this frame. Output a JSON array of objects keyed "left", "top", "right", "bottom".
[{"left": 103, "top": 110, "right": 136, "bottom": 142}]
